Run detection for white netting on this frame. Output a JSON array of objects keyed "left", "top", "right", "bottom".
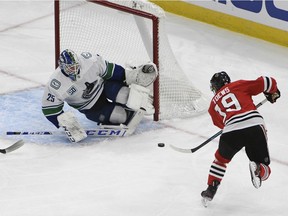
[{"left": 57, "top": 0, "right": 208, "bottom": 120}]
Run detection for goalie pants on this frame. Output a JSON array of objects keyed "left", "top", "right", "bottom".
[
  {"left": 80, "top": 80, "right": 131, "bottom": 125},
  {"left": 218, "top": 125, "right": 270, "bottom": 166}
]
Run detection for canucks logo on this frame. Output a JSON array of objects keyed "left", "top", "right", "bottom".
[
  {"left": 50, "top": 79, "right": 61, "bottom": 90},
  {"left": 82, "top": 80, "right": 99, "bottom": 99}
]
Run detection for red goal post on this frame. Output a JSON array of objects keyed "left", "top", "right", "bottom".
[{"left": 54, "top": 0, "right": 207, "bottom": 121}]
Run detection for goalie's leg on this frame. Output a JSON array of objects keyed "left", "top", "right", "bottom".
[
  {"left": 126, "top": 84, "right": 154, "bottom": 115},
  {"left": 82, "top": 82, "right": 153, "bottom": 134},
  {"left": 82, "top": 101, "right": 145, "bottom": 135},
  {"left": 107, "top": 84, "right": 149, "bottom": 133},
  {"left": 105, "top": 81, "right": 155, "bottom": 115}
]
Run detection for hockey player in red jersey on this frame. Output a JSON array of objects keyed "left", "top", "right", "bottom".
[{"left": 201, "top": 71, "right": 280, "bottom": 207}]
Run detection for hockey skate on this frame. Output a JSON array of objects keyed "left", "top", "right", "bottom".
[
  {"left": 249, "top": 161, "right": 262, "bottom": 189},
  {"left": 201, "top": 180, "right": 220, "bottom": 207}
]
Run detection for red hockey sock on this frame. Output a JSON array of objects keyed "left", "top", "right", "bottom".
[
  {"left": 207, "top": 150, "right": 231, "bottom": 185},
  {"left": 207, "top": 160, "right": 227, "bottom": 185}
]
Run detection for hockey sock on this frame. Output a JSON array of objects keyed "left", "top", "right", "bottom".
[
  {"left": 207, "top": 159, "right": 227, "bottom": 185},
  {"left": 207, "top": 150, "right": 231, "bottom": 185}
]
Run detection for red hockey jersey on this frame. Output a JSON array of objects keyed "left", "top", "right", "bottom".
[{"left": 208, "top": 76, "right": 277, "bottom": 133}]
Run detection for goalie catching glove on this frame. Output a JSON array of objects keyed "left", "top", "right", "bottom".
[
  {"left": 57, "top": 111, "right": 87, "bottom": 143},
  {"left": 125, "top": 62, "right": 158, "bottom": 87},
  {"left": 264, "top": 88, "right": 280, "bottom": 103}
]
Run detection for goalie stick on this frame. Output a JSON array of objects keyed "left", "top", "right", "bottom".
[
  {"left": 170, "top": 98, "right": 268, "bottom": 153},
  {"left": 6, "top": 128, "right": 128, "bottom": 137},
  {"left": 7, "top": 109, "right": 146, "bottom": 138},
  {"left": 0, "top": 139, "right": 24, "bottom": 154}
]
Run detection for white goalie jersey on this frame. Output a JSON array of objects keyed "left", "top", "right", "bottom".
[{"left": 42, "top": 52, "right": 120, "bottom": 127}]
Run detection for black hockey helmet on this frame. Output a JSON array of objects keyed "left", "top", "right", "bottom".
[{"left": 210, "top": 71, "right": 231, "bottom": 93}]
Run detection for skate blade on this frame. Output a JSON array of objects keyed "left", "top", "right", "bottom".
[{"left": 201, "top": 197, "right": 210, "bottom": 208}]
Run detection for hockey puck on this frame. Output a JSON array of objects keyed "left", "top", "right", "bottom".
[{"left": 158, "top": 143, "right": 165, "bottom": 147}]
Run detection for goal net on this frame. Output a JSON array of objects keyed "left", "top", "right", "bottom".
[{"left": 54, "top": 0, "right": 208, "bottom": 120}]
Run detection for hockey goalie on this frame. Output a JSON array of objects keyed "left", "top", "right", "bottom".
[{"left": 42, "top": 49, "right": 158, "bottom": 142}]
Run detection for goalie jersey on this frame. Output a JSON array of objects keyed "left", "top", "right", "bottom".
[
  {"left": 42, "top": 52, "right": 125, "bottom": 128},
  {"left": 208, "top": 76, "right": 278, "bottom": 134}
]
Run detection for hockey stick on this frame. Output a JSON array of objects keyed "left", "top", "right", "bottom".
[
  {"left": 170, "top": 98, "right": 268, "bottom": 153},
  {"left": 6, "top": 128, "right": 128, "bottom": 137},
  {"left": 0, "top": 139, "right": 24, "bottom": 154}
]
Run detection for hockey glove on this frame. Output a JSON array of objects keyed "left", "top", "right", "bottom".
[
  {"left": 125, "top": 62, "right": 158, "bottom": 87},
  {"left": 264, "top": 88, "right": 281, "bottom": 103}
]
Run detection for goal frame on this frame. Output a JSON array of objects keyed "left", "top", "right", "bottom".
[{"left": 54, "top": 0, "right": 161, "bottom": 121}]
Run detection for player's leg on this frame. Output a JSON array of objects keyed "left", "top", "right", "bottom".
[
  {"left": 82, "top": 82, "right": 131, "bottom": 125},
  {"left": 201, "top": 131, "right": 244, "bottom": 203},
  {"left": 201, "top": 150, "right": 230, "bottom": 203},
  {"left": 103, "top": 80, "right": 129, "bottom": 104},
  {"left": 245, "top": 125, "right": 271, "bottom": 188},
  {"left": 83, "top": 102, "right": 145, "bottom": 135},
  {"left": 82, "top": 101, "right": 128, "bottom": 125},
  {"left": 82, "top": 81, "right": 152, "bottom": 134},
  {"left": 104, "top": 80, "right": 154, "bottom": 115}
]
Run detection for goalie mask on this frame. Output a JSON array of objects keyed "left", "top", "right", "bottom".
[
  {"left": 59, "top": 49, "right": 80, "bottom": 81},
  {"left": 210, "top": 71, "right": 231, "bottom": 94}
]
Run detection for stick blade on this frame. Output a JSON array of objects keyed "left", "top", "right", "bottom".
[
  {"left": 3, "top": 140, "right": 25, "bottom": 154},
  {"left": 169, "top": 144, "right": 192, "bottom": 153}
]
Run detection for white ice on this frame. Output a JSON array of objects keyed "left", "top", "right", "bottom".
[{"left": 0, "top": 1, "right": 288, "bottom": 216}]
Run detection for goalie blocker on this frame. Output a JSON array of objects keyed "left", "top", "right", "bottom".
[{"left": 58, "top": 111, "right": 87, "bottom": 143}]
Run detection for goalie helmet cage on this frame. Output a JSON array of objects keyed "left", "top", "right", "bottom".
[{"left": 54, "top": 0, "right": 208, "bottom": 121}]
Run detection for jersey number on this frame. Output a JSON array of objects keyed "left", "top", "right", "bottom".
[
  {"left": 47, "top": 93, "right": 55, "bottom": 102},
  {"left": 214, "top": 93, "right": 241, "bottom": 121}
]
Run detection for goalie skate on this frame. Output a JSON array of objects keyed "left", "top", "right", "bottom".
[{"left": 249, "top": 161, "right": 262, "bottom": 189}]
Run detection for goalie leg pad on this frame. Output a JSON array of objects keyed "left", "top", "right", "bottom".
[
  {"left": 126, "top": 84, "right": 154, "bottom": 114},
  {"left": 126, "top": 84, "right": 155, "bottom": 115},
  {"left": 125, "top": 62, "right": 158, "bottom": 87},
  {"left": 100, "top": 108, "right": 145, "bottom": 135},
  {"left": 109, "top": 105, "right": 127, "bottom": 124},
  {"left": 126, "top": 84, "right": 149, "bottom": 110},
  {"left": 144, "top": 94, "right": 155, "bottom": 116},
  {"left": 125, "top": 108, "right": 146, "bottom": 135},
  {"left": 57, "top": 111, "right": 87, "bottom": 143},
  {"left": 115, "top": 86, "right": 129, "bottom": 105}
]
